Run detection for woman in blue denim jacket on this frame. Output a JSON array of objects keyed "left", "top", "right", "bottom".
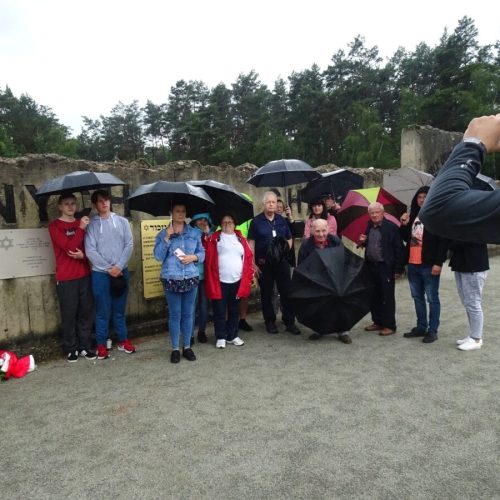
[{"left": 154, "top": 204, "right": 205, "bottom": 364}]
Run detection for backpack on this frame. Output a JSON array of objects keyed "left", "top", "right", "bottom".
[{"left": 266, "top": 236, "right": 289, "bottom": 265}]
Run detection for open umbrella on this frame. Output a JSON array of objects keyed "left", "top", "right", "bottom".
[
  {"left": 289, "top": 246, "right": 373, "bottom": 333},
  {"left": 127, "top": 181, "right": 214, "bottom": 217},
  {"left": 383, "top": 167, "right": 434, "bottom": 208},
  {"left": 247, "top": 159, "right": 321, "bottom": 190},
  {"left": 36, "top": 171, "right": 125, "bottom": 196},
  {"left": 188, "top": 180, "right": 254, "bottom": 225},
  {"left": 301, "top": 169, "right": 364, "bottom": 204},
  {"left": 336, "top": 187, "right": 406, "bottom": 244}
]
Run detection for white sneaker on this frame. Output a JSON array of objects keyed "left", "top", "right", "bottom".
[
  {"left": 456, "top": 336, "right": 470, "bottom": 345},
  {"left": 457, "top": 337, "right": 483, "bottom": 351},
  {"left": 227, "top": 337, "right": 245, "bottom": 346},
  {"left": 216, "top": 339, "right": 226, "bottom": 349}
]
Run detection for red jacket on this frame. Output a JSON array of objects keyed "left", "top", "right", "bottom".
[
  {"left": 204, "top": 229, "right": 254, "bottom": 300},
  {"left": 48, "top": 218, "right": 91, "bottom": 281}
]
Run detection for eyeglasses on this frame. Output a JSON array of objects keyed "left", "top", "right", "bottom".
[{"left": 222, "top": 220, "right": 235, "bottom": 225}]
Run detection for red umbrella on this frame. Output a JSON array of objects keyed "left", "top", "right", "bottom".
[{"left": 336, "top": 187, "right": 406, "bottom": 244}]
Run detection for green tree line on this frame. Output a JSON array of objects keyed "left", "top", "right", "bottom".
[{"left": 1, "top": 18, "right": 499, "bottom": 172}]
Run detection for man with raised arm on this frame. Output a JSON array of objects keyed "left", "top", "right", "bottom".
[{"left": 419, "top": 114, "right": 500, "bottom": 243}]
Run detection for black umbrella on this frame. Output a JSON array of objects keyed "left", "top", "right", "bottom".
[
  {"left": 127, "top": 181, "right": 214, "bottom": 217},
  {"left": 188, "top": 180, "right": 254, "bottom": 225},
  {"left": 301, "top": 169, "right": 364, "bottom": 204},
  {"left": 247, "top": 159, "right": 321, "bottom": 189},
  {"left": 289, "top": 246, "right": 373, "bottom": 333},
  {"left": 36, "top": 171, "right": 125, "bottom": 196}
]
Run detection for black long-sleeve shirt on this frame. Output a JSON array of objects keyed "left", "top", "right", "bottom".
[{"left": 419, "top": 141, "right": 500, "bottom": 244}]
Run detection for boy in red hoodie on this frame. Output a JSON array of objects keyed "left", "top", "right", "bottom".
[{"left": 48, "top": 193, "right": 95, "bottom": 362}]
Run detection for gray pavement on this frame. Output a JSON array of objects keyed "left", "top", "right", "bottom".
[{"left": 2, "top": 258, "right": 500, "bottom": 499}]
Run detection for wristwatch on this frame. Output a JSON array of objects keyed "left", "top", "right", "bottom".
[{"left": 463, "top": 137, "right": 487, "bottom": 155}]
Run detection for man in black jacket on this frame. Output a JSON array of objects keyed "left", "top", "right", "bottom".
[
  {"left": 359, "top": 202, "right": 404, "bottom": 336},
  {"left": 420, "top": 114, "right": 500, "bottom": 242},
  {"left": 399, "top": 187, "right": 448, "bottom": 343}
]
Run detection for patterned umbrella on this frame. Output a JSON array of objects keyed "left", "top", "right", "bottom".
[{"left": 336, "top": 187, "right": 406, "bottom": 244}]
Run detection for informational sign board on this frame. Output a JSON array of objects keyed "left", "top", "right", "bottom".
[
  {"left": 140, "top": 220, "right": 170, "bottom": 299},
  {"left": 0, "top": 229, "right": 56, "bottom": 279}
]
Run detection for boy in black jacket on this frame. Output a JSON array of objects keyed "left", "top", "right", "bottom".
[{"left": 399, "top": 187, "right": 448, "bottom": 343}]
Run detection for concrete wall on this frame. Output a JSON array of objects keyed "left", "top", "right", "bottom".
[{"left": 401, "top": 125, "right": 462, "bottom": 174}]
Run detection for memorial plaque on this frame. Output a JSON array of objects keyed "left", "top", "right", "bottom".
[
  {"left": 0, "top": 229, "right": 56, "bottom": 279},
  {"left": 140, "top": 220, "right": 170, "bottom": 299}
]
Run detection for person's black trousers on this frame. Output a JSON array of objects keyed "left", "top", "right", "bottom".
[
  {"left": 212, "top": 281, "right": 240, "bottom": 341},
  {"left": 366, "top": 261, "right": 396, "bottom": 330},
  {"left": 258, "top": 261, "right": 295, "bottom": 326},
  {"left": 56, "top": 276, "right": 95, "bottom": 353}
]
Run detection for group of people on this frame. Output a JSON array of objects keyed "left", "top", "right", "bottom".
[{"left": 49, "top": 114, "right": 500, "bottom": 364}]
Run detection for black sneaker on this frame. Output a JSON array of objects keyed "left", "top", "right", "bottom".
[
  {"left": 171, "top": 350, "right": 181, "bottom": 364},
  {"left": 79, "top": 349, "right": 96, "bottom": 360},
  {"left": 404, "top": 327, "right": 426, "bottom": 338},
  {"left": 67, "top": 351, "right": 78, "bottom": 363},
  {"left": 285, "top": 323, "right": 301, "bottom": 335},
  {"left": 238, "top": 319, "right": 253, "bottom": 332},
  {"left": 422, "top": 334, "right": 438, "bottom": 343},
  {"left": 265, "top": 321, "right": 279, "bottom": 334},
  {"left": 197, "top": 331, "right": 208, "bottom": 343},
  {"left": 182, "top": 348, "right": 197, "bottom": 361}
]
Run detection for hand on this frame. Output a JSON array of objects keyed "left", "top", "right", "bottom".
[
  {"left": 108, "top": 265, "right": 122, "bottom": 278},
  {"left": 464, "top": 114, "right": 500, "bottom": 153},
  {"left": 67, "top": 249, "right": 84, "bottom": 260},
  {"left": 166, "top": 225, "right": 174, "bottom": 238},
  {"left": 179, "top": 254, "right": 198, "bottom": 265},
  {"left": 79, "top": 216, "right": 90, "bottom": 229},
  {"left": 431, "top": 265, "right": 442, "bottom": 276},
  {"left": 359, "top": 234, "right": 367, "bottom": 244},
  {"left": 400, "top": 213, "right": 410, "bottom": 225},
  {"left": 285, "top": 206, "right": 292, "bottom": 219},
  {"left": 333, "top": 202, "right": 341, "bottom": 212}
]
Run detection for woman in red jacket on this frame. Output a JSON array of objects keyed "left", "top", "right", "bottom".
[{"left": 205, "top": 212, "right": 254, "bottom": 349}]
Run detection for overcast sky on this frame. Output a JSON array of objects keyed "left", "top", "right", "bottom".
[{"left": 1, "top": 0, "right": 499, "bottom": 136}]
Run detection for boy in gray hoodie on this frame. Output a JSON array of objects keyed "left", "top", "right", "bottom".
[{"left": 85, "top": 189, "right": 135, "bottom": 359}]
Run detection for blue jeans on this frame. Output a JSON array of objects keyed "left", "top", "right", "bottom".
[
  {"left": 407, "top": 264, "right": 441, "bottom": 334},
  {"left": 192, "top": 280, "right": 209, "bottom": 334},
  {"left": 91, "top": 269, "right": 129, "bottom": 346},
  {"left": 164, "top": 287, "right": 197, "bottom": 350},
  {"left": 212, "top": 281, "right": 240, "bottom": 341}
]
